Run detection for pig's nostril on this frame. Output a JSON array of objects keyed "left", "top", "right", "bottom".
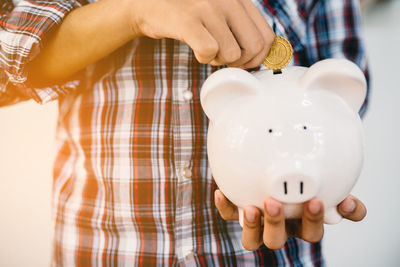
[{"left": 272, "top": 175, "right": 318, "bottom": 203}]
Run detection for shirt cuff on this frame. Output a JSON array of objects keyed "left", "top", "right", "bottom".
[{"left": 0, "top": 0, "right": 85, "bottom": 105}]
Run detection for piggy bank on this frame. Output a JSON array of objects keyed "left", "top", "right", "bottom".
[{"left": 200, "top": 59, "right": 366, "bottom": 225}]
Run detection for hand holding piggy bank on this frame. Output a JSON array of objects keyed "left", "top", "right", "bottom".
[{"left": 200, "top": 59, "right": 366, "bottom": 226}]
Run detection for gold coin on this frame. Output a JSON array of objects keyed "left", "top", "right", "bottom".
[{"left": 263, "top": 36, "right": 293, "bottom": 70}]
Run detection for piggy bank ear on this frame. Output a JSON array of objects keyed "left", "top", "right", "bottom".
[
  {"left": 200, "top": 68, "right": 262, "bottom": 121},
  {"left": 300, "top": 59, "right": 367, "bottom": 112}
]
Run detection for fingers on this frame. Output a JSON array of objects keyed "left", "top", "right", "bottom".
[
  {"left": 223, "top": 0, "right": 265, "bottom": 67},
  {"left": 136, "top": 0, "right": 272, "bottom": 67},
  {"left": 263, "top": 198, "right": 287, "bottom": 250},
  {"left": 242, "top": 206, "right": 263, "bottom": 250},
  {"left": 180, "top": 20, "right": 219, "bottom": 64},
  {"left": 202, "top": 0, "right": 270, "bottom": 67},
  {"left": 184, "top": 0, "right": 272, "bottom": 67},
  {"left": 214, "top": 189, "right": 239, "bottom": 220},
  {"left": 301, "top": 198, "right": 324, "bottom": 243},
  {"left": 215, "top": 191, "right": 330, "bottom": 251},
  {"left": 338, "top": 195, "right": 367, "bottom": 222},
  {"left": 201, "top": 8, "right": 241, "bottom": 65},
  {"left": 262, "top": 198, "right": 325, "bottom": 249},
  {"left": 237, "top": 0, "right": 275, "bottom": 68},
  {"left": 215, "top": 189, "right": 264, "bottom": 251}
]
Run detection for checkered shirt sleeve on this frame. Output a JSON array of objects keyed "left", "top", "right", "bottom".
[{"left": 0, "top": 0, "right": 86, "bottom": 106}]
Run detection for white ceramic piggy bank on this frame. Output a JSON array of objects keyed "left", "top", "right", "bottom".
[{"left": 200, "top": 58, "right": 366, "bottom": 225}]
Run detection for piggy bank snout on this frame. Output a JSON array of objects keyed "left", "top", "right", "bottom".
[{"left": 269, "top": 173, "right": 320, "bottom": 204}]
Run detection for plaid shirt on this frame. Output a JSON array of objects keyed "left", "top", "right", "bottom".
[{"left": 0, "top": 0, "right": 369, "bottom": 266}]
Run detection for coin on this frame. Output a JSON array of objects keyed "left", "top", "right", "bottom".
[{"left": 263, "top": 36, "right": 293, "bottom": 70}]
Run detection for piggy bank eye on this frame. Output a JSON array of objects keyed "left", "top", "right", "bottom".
[
  {"left": 303, "top": 125, "right": 307, "bottom": 130},
  {"left": 268, "top": 129, "right": 273, "bottom": 133}
]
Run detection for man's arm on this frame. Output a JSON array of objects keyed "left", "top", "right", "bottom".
[
  {"left": 27, "top": 0, "right": 275, "bottom": 87},
  {"left": 0, "top": 0, "right": 87, "bottom": 106},
  {"left": 26, "top": 0, "right": 134, "bottom": 87}
]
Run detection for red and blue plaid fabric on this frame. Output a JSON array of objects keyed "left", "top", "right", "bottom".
[{"left": 0, "top": 0, "right": 368, "bottom": 266}]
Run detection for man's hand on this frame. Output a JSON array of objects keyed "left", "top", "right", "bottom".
[
  {"left": 127, "top": 0, "right": 275, "bottom": 68},
  {"left": 214, "top": 189, "right": 367, "bottom": 250},
  {"left": 28, "top": 0, "right": 274, "bottom": 86}
]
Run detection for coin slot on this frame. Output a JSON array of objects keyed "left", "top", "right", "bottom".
[
  {"left": 273, "top": 69, "right": 282, "bottom": 75},
  {"left": 284, "top": 181, "right": 288, "bottom": 194},
  {"left": 300, "top": 182, "right": 303, "bottom": 194}
]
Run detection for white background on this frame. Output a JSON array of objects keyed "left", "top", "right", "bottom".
[{"left": 0, "top": 1, "right": 399, "bottom": 266}]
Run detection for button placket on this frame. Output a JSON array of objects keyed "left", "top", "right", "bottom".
[{"left": 171, "top": 49, "right": 196, "bottom": 261}]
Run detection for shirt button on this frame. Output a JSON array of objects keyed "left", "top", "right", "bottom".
[
  {"left": 183, "top": 168, "right": 192, "bottom": 178},
  {"left": 184, "top": 250, "right": 195, "bottom": 259},
  {"left": 182, "top": 90, "right": 193, "bottom": 101}
]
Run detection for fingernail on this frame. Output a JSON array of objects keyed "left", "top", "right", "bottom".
[
  {"left": 341, "top": 198, "right": 356, "bottom": 214},
  {"left": 245, "top": 208, "right": 256, "bottom": 223},
  {"left": 308, "top": 199, "right": 321, "bottom": 215},
  {"left": 265, "top": 198, "right": 280, "bottom": 217}
]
